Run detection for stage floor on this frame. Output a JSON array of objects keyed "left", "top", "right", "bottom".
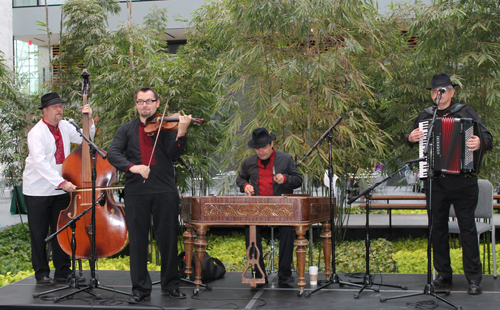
[{"left": 0, "top": 271, "right": 498, "bottom": 309}]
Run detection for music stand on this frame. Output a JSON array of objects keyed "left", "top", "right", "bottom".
[
  {"left": 347, "top": 163, "right": 414, "bottom": 298},
  {"left": 379, "top": 93, "right": 461, "bottom": 310}
]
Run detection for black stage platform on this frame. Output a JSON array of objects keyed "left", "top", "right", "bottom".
[{"left": 0, "top": 271, "right": 497, "bottom": 309}]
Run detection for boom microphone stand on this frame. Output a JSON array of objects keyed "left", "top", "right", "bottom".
[
  {"left": 347, "top": 163, "right": 416, "bottom": 298},
  {"left": 33, "top": 196, "right": 104, "bottom": 299},
  {"left": 294, "top": 117, "right": 369, "bottom": 298},
  {"left": 51, "top": 119, "right": 132, "bottom": 302},
  {"left": 379, "top": 92, "right": 461, "bottom": 310}
]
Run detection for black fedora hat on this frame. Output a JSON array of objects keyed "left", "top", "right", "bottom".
[
  {"left": 247, "top": 128, "right": 276, "bottom": 149},
  {"left": 426, "top": 73, "right": 458, "bottom": 90},
  {"left": 39, "top": 92, "right": 66, "bottom": 110}
]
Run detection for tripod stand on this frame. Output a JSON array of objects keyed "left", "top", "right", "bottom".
[
  {"left": 293, "top": 117, "right": 370, "bottom": 298},
  {"left": 263, "top": 226, "right": 279, "bottom": 274},
  {"left": 347, "top": 165, "right": 412, "bottom": 299},
  {"left": 379, "top": 94, "right": 461, "bottom": 310},
  {"left": 33, "top": 196, "right": 103, "bottom": 300}
]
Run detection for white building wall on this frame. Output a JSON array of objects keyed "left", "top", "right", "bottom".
[
  {"left": 0, "top": 0, "right": 14, "bottom": 67},
  {"left": 13, "top": 0, "right": 206, "bottom": 38}
]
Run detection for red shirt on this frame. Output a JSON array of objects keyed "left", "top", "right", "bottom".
[{"left": 42, "top": 119, "right": 65, "bottom": 165}]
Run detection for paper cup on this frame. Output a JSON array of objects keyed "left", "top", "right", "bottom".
[{"left": 309, "top": 266, "right": 318, "bottom": 286}]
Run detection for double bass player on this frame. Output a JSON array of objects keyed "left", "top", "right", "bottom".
[{"left": 23, "top": 92, "right": 94, "bottom": 285}]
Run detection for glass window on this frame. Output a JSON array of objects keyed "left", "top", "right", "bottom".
[
  {"left": 13, "top": 0, "right": 38, "bottom": 7},
  {"left": 14, "top": 40, "right": 39, "bottom": 94}
]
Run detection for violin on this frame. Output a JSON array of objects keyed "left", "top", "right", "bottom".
[{"left": 144, "top": 112, "right": 205, "bottom": 136}]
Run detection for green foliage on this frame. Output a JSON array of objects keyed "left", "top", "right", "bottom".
[
  {"left": 0, "top": 271, "right": 34, "bottom": 287},
  {"left": 191, "top": 0, "right": 392, "bottom": 179},
  {"left": 2, "top": 224, "right": 499, "bottom": 287},
  {"left": 379, "top": 0, "right": 500, "bottom": 183},
  {"left": 393, "top": 237, "right": 500, "bottom": 275},
  {"left": 204, "top": 232, "right": 396, "bottom": 273},
  {"left": 336, "top": 238, "right": 397, "bottom": 273},
  {"left": 75, "top": 0, "right": 221, "bottom": 191},
  {"left": 205, "top": 232, "right": 248, "bottom": 272},
  {"left": 0, "top": 224, "right": 32, "bottom": 276},
  {"left": 187, "top": 0, "right": 402, "bottom": 240},
  {"left": 0, "top": 54, "right": 41, "bottom": 185}
]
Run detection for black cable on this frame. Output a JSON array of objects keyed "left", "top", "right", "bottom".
[
  {"left": 345, "top": 272, "right": 365, "bottom": 278},
  {"left": 406, "top": 300, "right": 439, "bottom": 310},
  {"left": 191, "top": 293, "right": 267, "bottom": 309}
]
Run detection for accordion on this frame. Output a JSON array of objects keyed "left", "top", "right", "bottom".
[{"left": 418, "top": 118, "right": 479, "bottom": 178}]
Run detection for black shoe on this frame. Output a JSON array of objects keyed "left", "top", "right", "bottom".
[
  {"left": 468, "top": 280, "right": 482, "bottom": 295},
  {"left": 432, "top": 276, "right": 452, "bottom": 288},
  {"left": 36, "top": 276, "right": 54, "bottom": 286},
  {"left": 128, "top": 293, "right": 151, "bottom": 303},
  {"left": 278, "top": 275, "right": 295, "bottom": 285},
  {"left": 55, "top": 274, "right": 86, "bottom": 283},
  {"left": 161, "top": 288, "right": 186, "bottom": 299}
]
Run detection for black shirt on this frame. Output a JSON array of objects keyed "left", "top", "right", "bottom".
[{"left": 107, "top": 118, "right": 187, "bottom": 195}]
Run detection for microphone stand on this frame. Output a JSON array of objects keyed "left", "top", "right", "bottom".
[
  {"left": 346, "top": 162, "right": 416, "bottom": 298},
  {"left": 295, "top": 117, "right": 368, "bottom": 298},
  {"left": 152, "top": 158, "right": 211, "bottom": 290},
  {"left": 54, "top": 120, "right": 131, "bottom": 302},
  {"left": 379, "top": 94, "right": 461, "bottom": 309},
  {"left": 33, "top": 196, "right": 103, "bottom": 300}
]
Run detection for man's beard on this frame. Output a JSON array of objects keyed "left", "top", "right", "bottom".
[{"left": 140, "top": 110, "right": 153, "bottom": 118}]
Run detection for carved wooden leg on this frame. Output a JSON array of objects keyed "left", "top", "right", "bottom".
[
  {"left": 294, "top": 225, "right": 309, "bottom": 295},
  {"left": 193, "top": 224, "right": 209, "bottom": 292},
  {"left": 182, "top": 222, "right": 195, "bottom": 280},
  {"left": 242, "top": 225, "right": 265, "bottom": 287},
  {"left": 320, "top": 221, "right": 332, "bottom": 280}
]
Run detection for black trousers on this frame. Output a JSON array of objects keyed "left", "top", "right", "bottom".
[
  {"left": 125, "top": 192, "right": 180, "bottom": 295},
  {"left": 430, "top": 177, "right": 482, "bottom": 283},
  {"left": 245, "top": 226, "right": 296, "bottom": 278},
  {"left": 24, "top": 194, "right": 71, "bottom": 280}
]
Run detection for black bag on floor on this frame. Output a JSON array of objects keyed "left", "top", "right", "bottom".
[{"left": 178, "top": 251, "right": 226, "bottom": 282}]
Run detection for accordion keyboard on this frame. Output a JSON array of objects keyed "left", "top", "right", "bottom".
[{"left": 418, "top": 120, "right": 429, "bottom": 178}]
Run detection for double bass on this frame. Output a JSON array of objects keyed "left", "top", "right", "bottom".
[{"left": 57, "top": 70, "right": 128, "bottom": 259}]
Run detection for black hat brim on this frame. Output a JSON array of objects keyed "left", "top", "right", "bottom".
[
  {"left": 248, "top": 133, "right": 276, "bottom": 149},
  {"left": 426, "top": 83, "right": 458, "bottom": 90},
  {"left": 38, "top": 98, "right": 66, "bottom": 110}
]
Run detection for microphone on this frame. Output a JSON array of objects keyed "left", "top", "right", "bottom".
[
  {"left": 438, "top": 88, "right": 447, "bottom": 94},
  {"left": 68, "top": 119, "right": 81, "bottom": 131}
]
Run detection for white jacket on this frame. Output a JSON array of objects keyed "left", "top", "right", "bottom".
[{"left": 23, "top": 119, "right": 95, "bottom": 196}]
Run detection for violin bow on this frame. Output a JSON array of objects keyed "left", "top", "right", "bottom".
[{"left": 143, "top": 97, "right": 170, "bottom": 183}]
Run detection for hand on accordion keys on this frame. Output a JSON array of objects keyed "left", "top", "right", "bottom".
[
  {"left": 467, "top": 135, "right": 481, "bottom": 151},
  {"left": 408, "top": 128, "right": 425, "bottom": 143}
]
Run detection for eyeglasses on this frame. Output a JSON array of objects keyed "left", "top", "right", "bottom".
[{"left": 136, "top": 99, "right": 157, "bottom": 105}]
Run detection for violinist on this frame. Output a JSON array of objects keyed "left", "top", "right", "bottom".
[
  {"left": 23, "top": 92, "right": 94, "bottom": 285},
  {"left": 107, "top": 87, "right": 191, "bottom": 303}
]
